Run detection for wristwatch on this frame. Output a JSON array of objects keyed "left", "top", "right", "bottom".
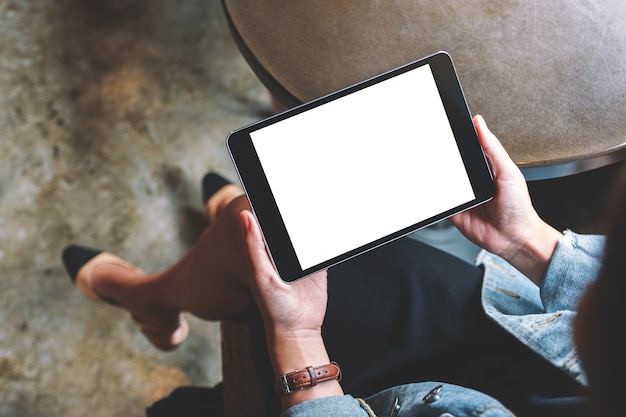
[{"left": 276, "top": 362, "right": 342, "bottom": 395}]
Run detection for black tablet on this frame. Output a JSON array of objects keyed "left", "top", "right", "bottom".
[{"left": 227, "top": 51, "right": 494, "bottom": 282}]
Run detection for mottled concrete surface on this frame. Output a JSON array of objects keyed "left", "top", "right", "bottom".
[{"left": 0, "top": 1, "right": 268, "bottom": 415}]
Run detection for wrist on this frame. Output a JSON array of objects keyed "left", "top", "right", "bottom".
[
  {"left": 504, "top": 218, "right": 563, "bottom": 285},
  {"left": 266, "top": 330, "right": 344, "bottom": 409},
  {"left": 266, "top": 329, "right": 329, "bottom": 375}
]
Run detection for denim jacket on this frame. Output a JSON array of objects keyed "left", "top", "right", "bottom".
[{"left": 280, "top": 231, "right": 606, "bottom": 417}]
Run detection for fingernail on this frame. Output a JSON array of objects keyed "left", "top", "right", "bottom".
[
  {"left": 240, "top": 211, "right": 250, "bottom": 229},
  {"left": 478, "top": 115, "right": 490, "bottom": 132}
]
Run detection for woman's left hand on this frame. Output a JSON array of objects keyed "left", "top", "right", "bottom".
[{"left": 241, "top": 210, "right": 343, "bottom": 410}]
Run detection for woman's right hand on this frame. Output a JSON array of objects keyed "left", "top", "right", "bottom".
[{"left": 450, "top": 115, "right": 563, "bottom": 285}]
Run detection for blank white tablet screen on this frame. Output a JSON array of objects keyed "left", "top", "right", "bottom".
[{"left": 250, "top": 64, "right": 475, "bottom": 270}]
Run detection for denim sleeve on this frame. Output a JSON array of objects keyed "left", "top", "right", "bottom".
[
  {"left": 280, "top": 383, "right": 515, "bottom": 417},
  {"left": 541, "top": 230, "right": 606, "bottom": 312},
  {"left": 280, "top": 395, "right": 370, "bottom": 417}
]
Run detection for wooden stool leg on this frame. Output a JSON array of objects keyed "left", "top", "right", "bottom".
[{"left": 221, "top": 320, "right": 266, "bottom": 416}]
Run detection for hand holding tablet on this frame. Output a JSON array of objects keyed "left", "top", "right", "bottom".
[{"left": 228, "top": 51, "right": 494, "bottom": 282}]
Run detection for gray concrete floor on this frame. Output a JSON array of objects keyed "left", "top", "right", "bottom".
[{"left": 0, "top": 1, "right": 269, "bottom": 415}]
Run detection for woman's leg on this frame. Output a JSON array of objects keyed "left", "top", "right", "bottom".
[
  {"left": 71, "top": 182, "right": 253, "bottom": 342},
  {"left": 152, "top": 190, "right": 253, "bottom": 321}
]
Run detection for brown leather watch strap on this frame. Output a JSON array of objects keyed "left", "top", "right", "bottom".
[{"left": 276, "top": 361, "right": 341, "bottom": 395}]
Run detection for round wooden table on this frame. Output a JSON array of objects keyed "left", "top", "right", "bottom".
[{"left": 222, "top": 0, "right": 626, "bottom": 180}]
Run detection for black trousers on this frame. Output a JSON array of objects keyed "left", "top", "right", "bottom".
[
  {"left": 250, "top": 237, "right": 585, "bottom": 417},
  {"left": 148, "top": 237, "right": 585, "bottom": 417}
]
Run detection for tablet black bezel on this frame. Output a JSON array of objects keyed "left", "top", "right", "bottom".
[{"left": 227, "top": 51, "right": 494, "bottom": 282}]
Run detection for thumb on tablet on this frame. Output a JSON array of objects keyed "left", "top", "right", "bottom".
[
  {"left": 473, "top": 115, "right": 522, "bottom": 182},
  {"left": 241, "top": 210, "right": 275, "bottom": 285}
]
